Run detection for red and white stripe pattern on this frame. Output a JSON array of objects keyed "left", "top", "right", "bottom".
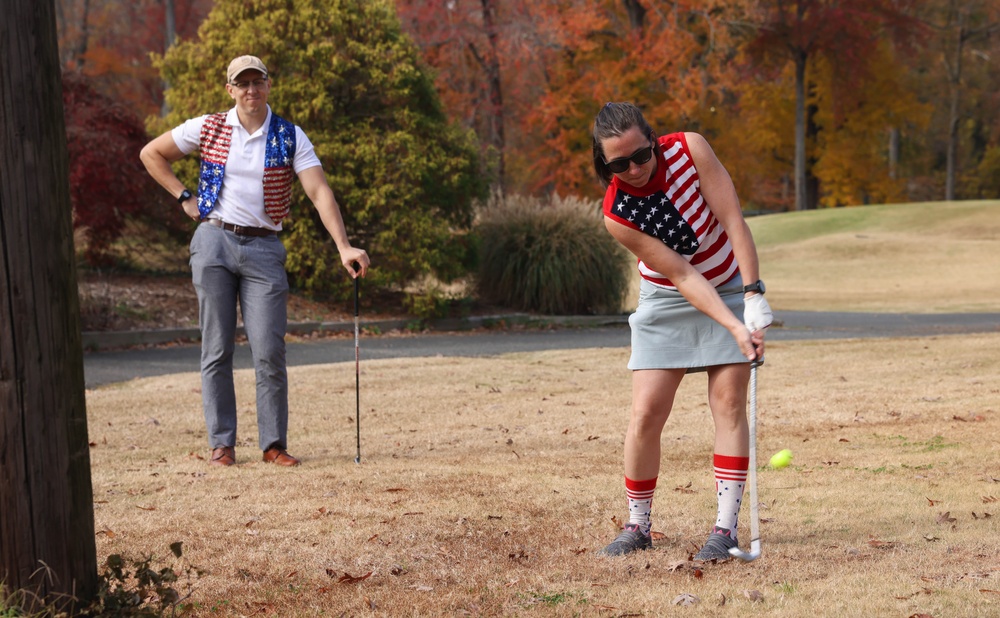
[
  {"left": 625, "top": 476, "right": 657, "bottom": 535},
  {"left": 713, "top": 454, "right": 749, "bottom": 533},
  {"left": 263, "top": 166, "right": 294, "bottom": 222},
  {"left": 604, "top": 133, "right": 738, "bottom": 289},
  {"left": 200, "top": 113, "right": 232, "bottom": 165}
]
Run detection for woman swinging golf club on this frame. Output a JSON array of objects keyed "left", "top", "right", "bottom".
[{"left": 592, "top": 102, "right": 770, "bottom": 561}]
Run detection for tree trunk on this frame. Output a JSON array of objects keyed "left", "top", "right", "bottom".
[
  {"left": 793, "top": 48, "right": 808, "bottom": 211},
  {"left": 622, "top": 0, "right": 647, "bottom": 31},
  {"left": 0, "top": 0, "right": 98, "bottom": 613},
  {"left": 888, "top": 127, "right": 899, "bottom": 180},
  {"left": 945, "top": 17, "right": 964, "bottom": 201},
  {"left": 479, "top": 0, "right": 505, "bottom": 189},
  {"left": 162, "top": 0, "right": 176, "bottom": 116}
]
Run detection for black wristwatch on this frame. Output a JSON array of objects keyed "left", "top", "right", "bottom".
[
  {"left": 743, "top": 279, "right": 766, "bottom": 294},
  {"left": 177, "top": 189, "right": 194, "bottom": 204}
]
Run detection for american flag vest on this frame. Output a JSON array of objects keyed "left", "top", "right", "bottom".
[
  {"left": 197, "top": 112, "right": 297, "bottom": 223},
  {"left": 602, "top": 132, "right": 738, "bottom": 289}
]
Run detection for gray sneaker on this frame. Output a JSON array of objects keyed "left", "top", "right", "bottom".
[
  {"left": 694, "top": 526, "right": 738, "bottom": 561},
  {"left": 598, "top": 523, "right": 652, "bottom": 557}
]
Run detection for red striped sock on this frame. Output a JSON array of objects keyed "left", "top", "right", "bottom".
[
  {"left": 625, "top": 476, "right": 657, "bottom": 536},
  {"left": 713, "top": 454, "right": 749, "bottom": 535}
]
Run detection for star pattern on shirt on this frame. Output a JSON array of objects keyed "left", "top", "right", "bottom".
[{"left": 615, "top": 189, "right": 699, "bottom": 255}]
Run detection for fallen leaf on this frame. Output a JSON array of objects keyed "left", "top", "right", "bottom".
[
  {"left": 410, "top": 585, "right": 433, "bottom": 592},
  {"left": 868, "top": 539, "right": 898, "bottom": 549},
  {"left": 338, "top": 571, "right": 372, "bottom": 584},
  {"left": 936, "top": 511, "right": 957, "bottom": 525},
  {"left": 743, "top": 589, "right": 764, "bottom": 602},
  {"left": 591, "top": 604, "right": 619, "bottom": 611},
  {"left": 839, "top": 438, "right": 850, "bottom": 443},
  {"left": 136, "top": 505, "right": 156, "bottom": 511},
  {"left": 384, "top": 487, "right": 408, "bottom": 493},
  {"left": 674, "top": 482, "right": 696, "bottom": 494},
  {"left": 980, "top": 589, "right": 1000, "bottom": 595},
  {"left": 982, "top": 496, "right": 998, "bottom": 503},
  {"left": 650, "top": 531, "right": 666, "bottom": 540},
  {"left": 666, "top": 560, "right": 698, "bottom": 572},
  {"left": 926, "top": 497, "right": 940, "bottom": 507},
  {"left": 924, "top": 534, "right": 940, "bottom": 542},
  {"left": 972, "top": 512, "right": 993, "bottom": 520},
  {"left": 95, "top": 529, "right": 115, "bottom": 538},
  {"left": 672, "top": 593, "right": 700, "bottom": 606},
  {"left": 718, "top": 594, "right": 726, "bottom": 606},
  {"left": 325, "top": 568, "right": 336, "bottom": 578},
  {"left": 363, "top": 596, "right": 375, "bottom": 610}
]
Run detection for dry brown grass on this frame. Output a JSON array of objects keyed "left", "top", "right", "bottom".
[
  {"left": 87, "top": 333, "right": 1000, "bottom": 617},
  {"left": 749, "top": 201, "right": 1000, "bottom": 314}
]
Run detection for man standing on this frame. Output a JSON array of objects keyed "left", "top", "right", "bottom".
[{"left": 140, "top": 55, "right": 369, "bottom": 467}]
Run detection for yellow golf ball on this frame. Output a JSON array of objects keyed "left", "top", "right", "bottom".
[{"left": 769, "top": 448, "right": 793, "bottom": 469}]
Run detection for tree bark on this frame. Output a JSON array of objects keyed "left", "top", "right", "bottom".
[
  {"left": 944, "top": 11, "right": 965, "bottom": 201},
  {"left": 0, "top": 0, "right": 98, "bottom": 612},
  {"left": 793, "top": 47, "right": 808, "bottom": 211},
  {"left": 161, "top": 0, "right": 177, "bottom": 116},
  {"left": 623, "top": 0, "right": 647, "bottom": 31},
  {"left": 477, "top": 0, "right": 505, "bottom": 189}
]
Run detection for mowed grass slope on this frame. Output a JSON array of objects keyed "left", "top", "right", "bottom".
[
  {"left": 83, "top": 201, "right": 1000, "bottom": 617},
  {"left": 749, "top": 200, "right": 1000, "bottom": 313}
]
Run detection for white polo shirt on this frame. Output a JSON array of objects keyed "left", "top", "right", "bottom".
[{"left": 171, "top": 105, "right": 321, "bottom": 230}]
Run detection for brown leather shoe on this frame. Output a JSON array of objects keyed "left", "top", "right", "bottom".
[
  {"left": 262, "top": 447, "right": 300, "bottom": 466},
  {"left": 209, "top": 446, "right": 235, "bottom": 467}
]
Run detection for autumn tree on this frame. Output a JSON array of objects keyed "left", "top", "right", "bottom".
[
  {"left": 515, "top": 0, "right": 747, "bottom": 196},
  {"left": 152, "top": 0, "right": 487, "bottom": 295},
  {"left": 396, "top": 0, "right": 545, "bottom": 191},
  {"left": 55, "top": 0, "right": 213, "bottom": 117},
  {"left": 914, "top": 0, "right": 1000, "bottom": 200},
  {"left": 741, "top": 0, "right": 923, "bottom": 210},
  {"left": 63, "top": 72, "right": 165, "bottom": 265}
]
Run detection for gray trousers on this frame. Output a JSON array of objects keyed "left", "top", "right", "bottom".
[{"left": 189, "top": 222, "right": 289, "bottom": 451}]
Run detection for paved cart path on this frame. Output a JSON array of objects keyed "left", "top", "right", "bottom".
[{"left": 83, "top": 310, "right": 1000, "bottom": 388}]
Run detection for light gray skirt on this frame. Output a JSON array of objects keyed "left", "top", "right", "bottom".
[{"left": 628, "top": 275, "right": 749, "bottom": 372}]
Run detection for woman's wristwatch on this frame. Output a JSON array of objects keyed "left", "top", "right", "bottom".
[{"left": 743, "top": 280, "right": 766, "bottom": 294}]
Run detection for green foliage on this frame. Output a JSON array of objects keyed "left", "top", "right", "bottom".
[
  {"left": 0, "top": 544, "right": 196, "bottom": 617},
  {"left": 150, "top": 0, "right": 488, "bottom": 297},
  {"left": 85, "top": 541, "right": 199, "bottom": 616},
  {"left": 474, "top": 193, "right": 630, "bottom": 315}
]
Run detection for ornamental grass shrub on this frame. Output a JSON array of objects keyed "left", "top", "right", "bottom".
[{"left": 473, "top": 193, "right": 630, "bottom": 315}]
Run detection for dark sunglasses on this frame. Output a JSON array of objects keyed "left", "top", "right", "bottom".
[{"left": 604, "top": 144, "right": 655, "bottom": 174}]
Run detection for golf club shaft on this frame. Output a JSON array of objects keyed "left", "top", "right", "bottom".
[
  {"left": 731, "top": 360, "right": 762, "bottom": 561},
  {"left": 354, "top": 269, "right": 361, "bottom": 464}
]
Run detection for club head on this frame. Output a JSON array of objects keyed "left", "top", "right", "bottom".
[
  {"left": 728, "top": 539, "right": 761, "bottom": 562},
  {"left": 354, "top": 456, "right": 361, "bottom": 465}
]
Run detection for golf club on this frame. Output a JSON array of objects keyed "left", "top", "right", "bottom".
[
  {"left": 353, "top": 264, "right": 361, "bottom": 464},
  {"left": 729, "top": 359, "right": 763, "bottom": 562}
]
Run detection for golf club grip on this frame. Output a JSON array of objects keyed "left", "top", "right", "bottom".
[{"left": 352, "top": 262, "right": 360, "bottom": 317}]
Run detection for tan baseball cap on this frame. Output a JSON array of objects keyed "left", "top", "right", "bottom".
[{"left": 226, "top": 55, "right": 268, "bottom": 83}]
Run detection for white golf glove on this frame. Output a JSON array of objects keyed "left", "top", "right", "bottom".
[{"left": 743, "top": 293, "right": 773, "bottom": 332}]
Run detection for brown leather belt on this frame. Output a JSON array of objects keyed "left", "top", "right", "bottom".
[{"left": 206, "top": 218, "right": 276, "bottom": 237}]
